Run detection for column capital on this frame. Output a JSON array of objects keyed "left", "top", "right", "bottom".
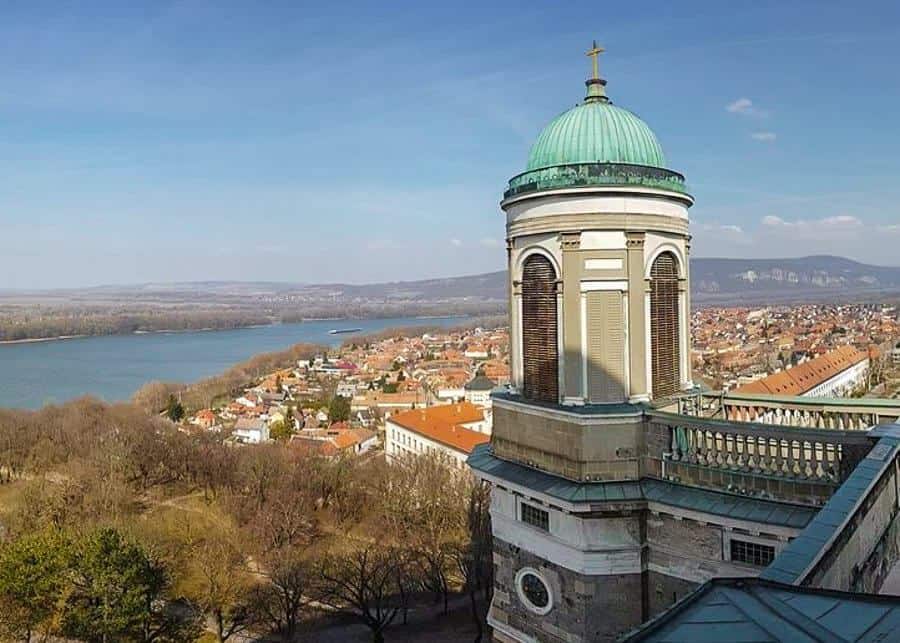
[
  {"left": 625, "top": 232, "right": 645, "bottom": 249},
  {"left": 559, "top": 232, "right": 581, "bottom": 250}
]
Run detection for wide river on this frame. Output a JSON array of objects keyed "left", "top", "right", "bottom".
[{"left": 0, "top": 316, "right": 465, "bottom": 410}]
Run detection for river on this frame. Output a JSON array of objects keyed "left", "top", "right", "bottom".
[{"left": 0, "top": 317, "right": 465, "bottom": 410}]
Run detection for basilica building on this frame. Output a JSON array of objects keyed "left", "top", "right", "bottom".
[{"left": 470, "top": 44, "right": 900, "bottom": 643}]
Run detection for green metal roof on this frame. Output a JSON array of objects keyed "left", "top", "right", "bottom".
[
  {"left": 467, "top": 445, "right": 816, "bottom": 528},
  {"left": 621, "top": 577, "right": 900, "bottom": 642},
  {"left": 526, "top": 100, "right": 666, "bottom": 171},
  {"left": 504, "top": 76, "right": 689, "bottom": 200}
]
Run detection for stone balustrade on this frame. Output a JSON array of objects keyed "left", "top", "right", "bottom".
[
  {"left": 647, "top": 411, "right": 874, "bottom": 506},
  {"left": 679, "top": 392, "right": 900, "bottom": 431}
]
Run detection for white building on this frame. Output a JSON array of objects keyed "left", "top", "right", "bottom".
[
  {"left": 386, "top": 402, "right": 490, "bottom": 468},
  {"left": 232, "top": 417, "right": 269, "bottom": 444},
  {"left": 464, "top": 375, "right": 497, "bottom": 408}
]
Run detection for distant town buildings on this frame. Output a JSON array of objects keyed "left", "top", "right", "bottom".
[
  {"left": 733, "top": 345, "right": 870, "bottom": 398},
  {"left": 691, "top": 304, "right": 897, "bottom": 391}
]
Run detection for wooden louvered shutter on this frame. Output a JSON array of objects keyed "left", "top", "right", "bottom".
[
  {"left": 521, "top": 255, "right": 559, "bottom": 403},
  {"left": 586, "top": 291, "right": 626, "bottom": 403},
  {"left": 650, "top": 252, "right": 680, "bottom": 398}
]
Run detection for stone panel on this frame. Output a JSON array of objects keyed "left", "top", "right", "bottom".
[
  {"left": 647, "top": 513, "right": 722, "bottom": 561},
  {"left": 491, "top": 402, "right": 643, "bottom": 481},
  {"left": 492, "top": 537, "right": 643, "bottom": 642},
  {"left": 646, "top": 570, "right": 699, "bottom": 618}
]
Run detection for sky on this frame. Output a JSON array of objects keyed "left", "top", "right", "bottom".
[{"left": 1, "top": 0, "right": 899, "bottom": 289}]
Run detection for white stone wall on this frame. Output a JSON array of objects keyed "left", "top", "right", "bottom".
[
  {"left": 385, "top": 420, "right": 469, "bottom": 469},
  {"left": 489, "top": 486, "right": 797, "bottom": 580},
  {"left": 802, "top": 358, "right": 869, "bottom": 398}
]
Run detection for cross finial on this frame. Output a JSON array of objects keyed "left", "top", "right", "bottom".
[{"left": 586, "top": 40, "right": 605, "bottom": 80}]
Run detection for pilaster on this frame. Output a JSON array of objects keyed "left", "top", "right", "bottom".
[
  {"left": 560, "top": 232, "right": 584, "bottom": 404},
  {"left": 626, "top": 233, "right": 648, "bottom": 402}
]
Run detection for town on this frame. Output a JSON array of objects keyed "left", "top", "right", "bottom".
[
  {"left": 181, "top": 326, "right": 510, "bottom": 463},
  {"left": 176, "top": 303, "right": 900, "bottom": 467}
]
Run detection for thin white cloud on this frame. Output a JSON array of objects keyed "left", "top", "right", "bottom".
[
  {"left": 450, "top": 238, "right": 463, "bottom": 247},
  {"left": 697, "top": 222, "right": 745, "bottom": 235},
  {"left": 763, "top": 214, "right": 862, "bottom": 228},
  {"left": 751, "top": 131, "right": 777, "bottom": 142},
  {"left": 726, "top": 98, "right": 753, "bottom": 114},
  {"left": 726, "top": 97, "right": 769, "bottom": 118}
]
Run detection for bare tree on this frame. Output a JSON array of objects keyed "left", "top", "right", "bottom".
[
  {"left": 250, "top": 551, "right": 313, "bottom": 642},
  {"left": 454, "top": 482, "right": 493, "bottom": 642},
  {"left": 378, "top": 453, "right": 469, "bottom": 613},
  {"left": 316, "top": 545, "right": 405, "bottom": 643},
  {"left": 186, "top": 535, "right": 255, "bottom": 642}
]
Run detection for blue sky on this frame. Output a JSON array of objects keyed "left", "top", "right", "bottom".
[{"left": 1, "top": 0, "right": 899, "bottom": 288}]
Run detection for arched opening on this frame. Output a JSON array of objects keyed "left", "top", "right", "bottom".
[
  {"left": 521, "top": 254, "right": 559, "bottom": 403},
  {"left": 650, "top": 252, "right": 680, "bottom": 398}
]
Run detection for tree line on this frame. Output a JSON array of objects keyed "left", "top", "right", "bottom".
[
  {"left": 0, "top": 301, "right": 506, "bottom": 342},
  {"left": 0, "top": 398, "right": 492, "bottom": 642},
  {"left": 0, "top": 309, "right": 271, "bottom": 342},
  {"left": 131, "top": 342, "right": 326, "bottom": 414}
]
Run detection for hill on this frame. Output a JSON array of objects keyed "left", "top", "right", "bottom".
[
  {"left": 3, "top": 256, "right": 898, "bottom": 309},
  {"left": 690, "top": 255, "right": 900, "bottom": 305}
]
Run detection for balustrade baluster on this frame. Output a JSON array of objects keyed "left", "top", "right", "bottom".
[
  {"left": 761, "top": 437, "right": 777, "bottom": 475},
  {"left": 736, "top": 434, "right": 748, "bottom": 472},
  {"left": 793, "top": 440, "right": 803, "bottom": 478},
  {"left": 671, "top": 425, "right": 683, "bottom": 460},
  {"left": 686, "top": 428, "right": 699, "bottom": 464},
  {"left": 773, "top": 438, "right": 787, "bottom": 477},
  {"left": 786, "top": 440, "right": 799, "bottom": 477},
  {"left": 812, "top": 441, "right": 826, "bottom": 480},
  {"left": 831, "top": 444, "right": 842, "bottom": 482},
  {"left": 747, "top": 436, "right": 761, "bottom": 474},
  {"left": 724, "top": 434, "right": 736, "bottom": 469},
  {"left": 715, "top": 433, "right": 725, "bottom": 468}
]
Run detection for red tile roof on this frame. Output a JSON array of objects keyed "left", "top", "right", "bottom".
[
  {"left": 388, "top": 403, "right": 489, "bottom": 454},
  {"left": 733, "top": 345, "right": 868, "bottom": 396}
]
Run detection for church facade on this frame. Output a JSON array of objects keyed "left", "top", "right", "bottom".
[{"left": 468, "top": 45, "right": 900, "bottom": 643}]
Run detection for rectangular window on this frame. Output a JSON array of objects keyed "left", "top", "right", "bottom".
[
  {"left": 520, "top": 502, "right": 550, "bottom": 532},
  {"left": 730, "top": 539, "right": 775, "bottom": 567}
]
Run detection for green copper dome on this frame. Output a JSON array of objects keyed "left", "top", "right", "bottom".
[
  {"left": 526, "top": 101, "right": 666, "bottom": 171},
  {"left": 505, "top": 57, "right": 689, "bottom": 200}
]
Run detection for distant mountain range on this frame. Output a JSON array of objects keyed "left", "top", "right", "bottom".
[
  {"left": 4, "top": 256, "right": 899, "bottom": 308},
  {"left": 689, "top": 255, "right": 900, "bottom": 304},
  {"left": 322, "top": 255, "right": 900, "bottom": 305}
]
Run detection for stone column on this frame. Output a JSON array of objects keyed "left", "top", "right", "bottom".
[
  {"left": 626, "top": 233, "right": 648, "bottom": 402},
  {"left": 508, "top": 237, "right": 523, "bottom": 393},
  {"left": 682, "top": 236, "right": 694, "bottom": 389},
  {"left": 678, "top": 277, "right": 690, "bottom": 391},
  {"left": 560, "top": 232, "right": 583, "bottom": 404}
]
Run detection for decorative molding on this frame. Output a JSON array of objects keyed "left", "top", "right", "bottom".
[
  {"left": 559, "top": 231, "right": 581, "bottom": 250},
  {"left": 492, "top": 395, "right": 643, "bottom": 426},
  {"left": 584, "top": 258, "right": 624, "bottom": 270},
  {"left": 580, "top": 280, "right": 628, "bottom": 293},
  {"left": 625, "top": 233, "right": 645, "bottom": 249}
]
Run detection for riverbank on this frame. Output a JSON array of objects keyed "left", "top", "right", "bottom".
[
  {"left": 0, "top": 334, "right": 88, "bottom": 345},
  {"left": 0, "top": 314, "right": 486, "bottom": 347},
  {"left": 0, "top": 316, "right": 470, "bottom": 409}
]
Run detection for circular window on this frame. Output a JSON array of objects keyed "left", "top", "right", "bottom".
[{"left": 515, "top": 567, "right": 553, "bottom": 615}]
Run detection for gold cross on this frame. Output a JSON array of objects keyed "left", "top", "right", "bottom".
[{"left": 586, "top": 40, "right": 605, "bottom": 80}]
